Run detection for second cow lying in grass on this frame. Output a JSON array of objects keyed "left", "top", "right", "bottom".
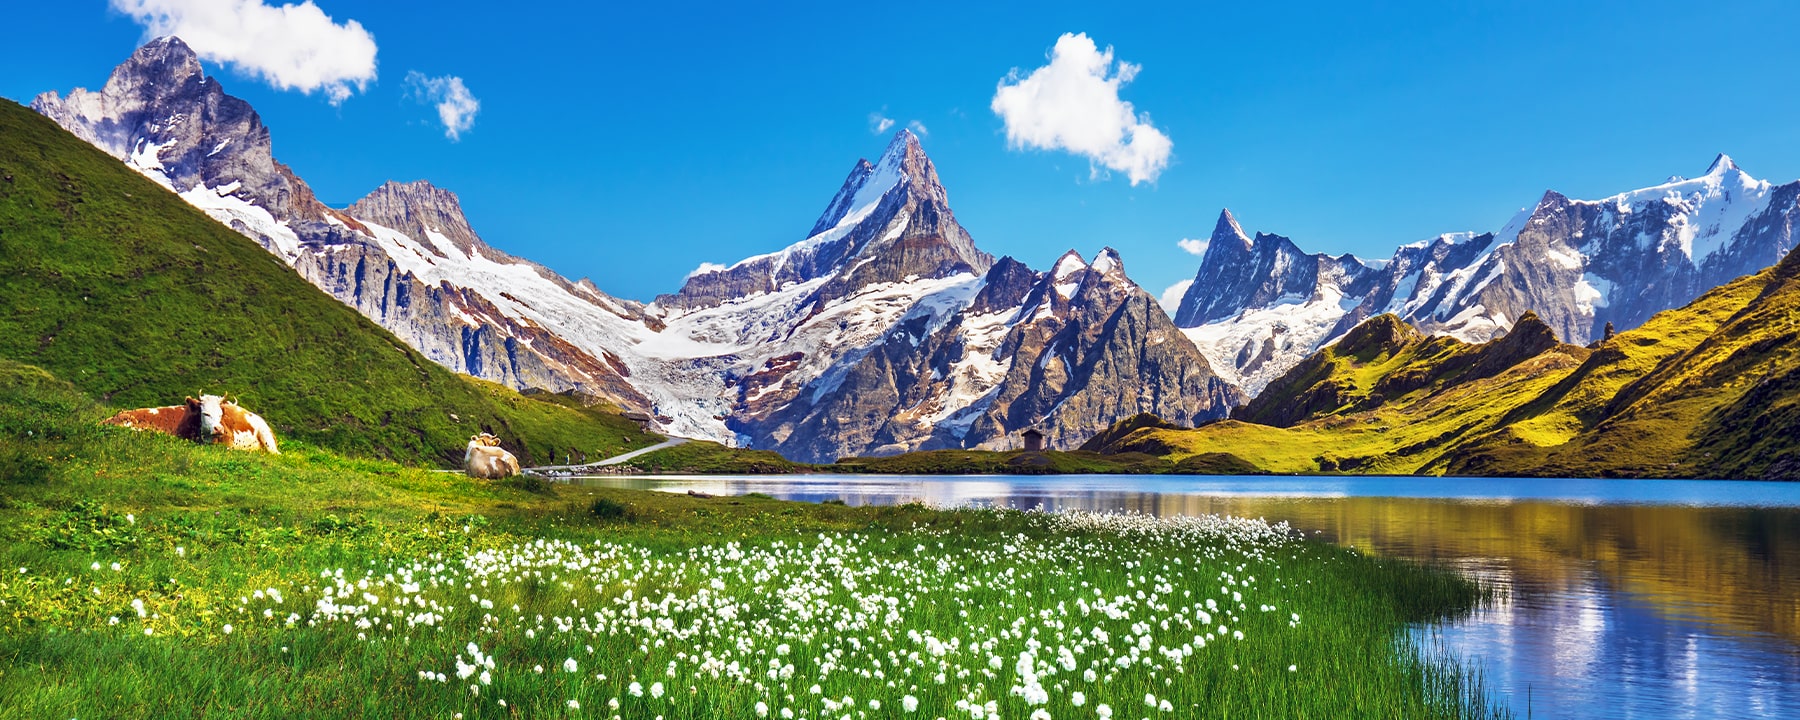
[{"left": 464, "top": 433, "right": 520, "bottom": 478}]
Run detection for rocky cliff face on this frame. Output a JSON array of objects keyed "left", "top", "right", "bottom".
[
  {"left": 636, "top": 142, "right": 1236, "bottom": 462},
  {"left": 1177, "top": 156, "right": 1800, "bottom": 397},
  {"left": 36, "top": 37, "right": 1237, "bottom": 461},
  {"left": 741, "top": 249, "right": 1239, "bottom": 462},
  {"left": 1173, "top": 210, "right": 1381, "bottom": 394}
]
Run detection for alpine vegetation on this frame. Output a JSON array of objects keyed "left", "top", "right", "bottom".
[{"left": 0, "top": 355, "right": 1498, "bottom": 718}]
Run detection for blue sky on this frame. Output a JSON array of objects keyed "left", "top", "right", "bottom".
[{"left": 6, "top": 1, "right": 1800, "bottom": 303}]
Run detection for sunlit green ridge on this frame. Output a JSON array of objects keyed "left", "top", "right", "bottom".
[{"left": 1088, "top": 253, "right": 1800, "bottom": 479}]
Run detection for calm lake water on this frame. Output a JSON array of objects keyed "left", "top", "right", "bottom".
[{"left": 572, "top": 474, "right": 1800, "bottom": 719}]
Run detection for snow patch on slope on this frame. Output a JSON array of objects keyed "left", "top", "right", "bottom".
[
  {"left": 1182, "top": 284, "right": 1359, "bottom": 395},
  {"left": 1591, "top": 157, "right": 1773, "bottom": 262}
]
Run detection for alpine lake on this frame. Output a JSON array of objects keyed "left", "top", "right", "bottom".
[{"left": 567, "top": 474, "right": 1800, "bottom": 720}]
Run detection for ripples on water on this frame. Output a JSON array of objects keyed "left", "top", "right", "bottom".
[{"left": 572, "top": 474, "right": 1800, "bottom": 719}]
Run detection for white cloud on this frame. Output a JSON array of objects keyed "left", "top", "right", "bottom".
[
  {"left": 1159, "top": 279, "right": 1194, "bottom": 314},
  {"left": 1177, "top": 238, "right": 1209, "bottom": 256},
  {"left": 111, "top": 0, "right": 378, "bottom": 104},
  {"left": 686, "top": 262, "right": 729, "bottom": 280},
  {"left": 406, "top": 72, "right": 480, "bottom": 141},
  {"left": 907, "top": 120, "right": 929, "bottom": 137},
  {"left": 869, "top": 112, "right": 894, "bottom": 134},
  {"left": 991, "top": 33, "right": 1172, "bottom": 185}
]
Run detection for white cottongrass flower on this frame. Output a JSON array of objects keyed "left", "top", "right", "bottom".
[
  {"left": 567, "top": 699, "right": 580, "bottom": 709},
  {"left": 650, "top": 681, "right": 664, "bottom": 698},
  {"left": 1096, "top": 704, "right": 1114, "bottom": 719},
  {"left": 1071, "top": 691, "right": 1086, "bottom": 706},
  {"left": 902, "top": 695, "right": 919, "bottom": 712},
  {"left": 222, "top": 624, "right": 233, "bottom": 635},
  {"left": 564, "top": 657, "right": 578, "bottom": 673},
  {"left": 629, "top": 681, "right": 643, "bottom": 697}
]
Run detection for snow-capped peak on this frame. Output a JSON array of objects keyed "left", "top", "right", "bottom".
[
  {"left": 1705, "top": 152, "right": 1738, "bottom": 175},
  {"left": 1090, "top": 247, "right": 1124, "bottom": 275},
  {"left": 1052, "top": 250, "right": 1089, "bottom": 280},
  {"left": 879, "top": 128, "right": 921, "bottom": 164},
  {"left": 1399, "top": 231, "right": 1485, "bottom": 251}
]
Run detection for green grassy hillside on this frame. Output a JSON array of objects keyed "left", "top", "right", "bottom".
[
  {"left": 1591, "top": 249, "right": 1800, "bottom": 478},
  {"left": 1089, "top": 255, "right": 1800, "bottom": 479},
  {"left": 0, "top": 100, "right": 658, "bottom": 467}
]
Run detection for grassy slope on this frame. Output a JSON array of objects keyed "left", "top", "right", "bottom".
[
  {"left": 1446, "top": 272, "right": 1769, "bottom": 476},
  {"left": 0, "top": 100, "right": 658, "bottom": 467},
  {"left": 1099, "top": 255, "right": 1799, "bottom": 478},
  {"left": 0, "top": 360, "right": 1502, "bottom": 719},
  {"left": 1098, "top": 318, "right": 1592, "bottom": 475},
  {"left": 1596, "top": 251, "right": 1800, "bottom": 478}
]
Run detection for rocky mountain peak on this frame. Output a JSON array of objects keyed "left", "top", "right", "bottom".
[
  {"left": 883, "top": 129, "right": 946, "bottom": 203},
  {"left": 971, "top": 256, "right": 1039, "bottom": 314},
  {"left": 111, "top": 36, "right": 205, "bottom": 91},
  {"left": 1051, "top": 250, "right": 1089, "bottom": 280},
  {"left": 806, "top": 129, "right": 941, "bottom": 237},
  {"left": 1090, "top": 247, "right": 1125, "bottom": 276},
  {"left": 32, "top": 36, "right": 318, "bottom": 226},
  {"left": 1210, "top": 208, "right": 1252, "bottom": 254},
  {"left": 348, "top": 180, "right": 483, "bottom": 257}
]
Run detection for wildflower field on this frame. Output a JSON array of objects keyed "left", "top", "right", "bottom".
[{"left": 0, "top": 364, "right": 1504, "bottom": 719}]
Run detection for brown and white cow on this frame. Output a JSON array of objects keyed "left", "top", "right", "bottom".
[
  {"left": 194, "top": 395, "right": 280, "bottom": 453},
  {"left": 101, "top": 395, "right": 280, "bottom": 453},
  {"left": 464, "top": 433, "right": 520, "bottom": 478}
]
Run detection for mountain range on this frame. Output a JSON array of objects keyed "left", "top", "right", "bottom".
[
  {"left": 26, "top": 37, "right": 1800, "bottom": 467},
  {"left": 1175, "top": 157, "right": 1798, "bottom": 395},
  {"left": 1089, "top": 235, "right": 1800, "bottom": 479},
  {"left": 32, "top": 37, "right": 1234, "bottom": 463}
]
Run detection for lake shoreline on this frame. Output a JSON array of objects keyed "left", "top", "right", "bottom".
[
  {"left": 568, "top": 473, "right": 1800, "bottom": 719},
  {"left": 578, "top": 440, "right": 1800, "bottom": 482}
]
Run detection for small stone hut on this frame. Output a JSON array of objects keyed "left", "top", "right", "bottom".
[{"left": 1021, "top": 428, "right": 1045, "bottom": 452}]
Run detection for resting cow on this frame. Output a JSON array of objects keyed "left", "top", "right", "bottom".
[
  {"left": 464, "top": 433, "right": 521, "bottom": 478},
  {"left": 195, "top": 395, "right": 280, "bottom": 453},
  {"left": 101, "top": 395, "right": 280, "bottom": 454}
]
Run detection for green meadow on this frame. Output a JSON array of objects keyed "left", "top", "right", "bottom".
[{"left": 0, "top": 362, "right": 1505, "bottom": 719}]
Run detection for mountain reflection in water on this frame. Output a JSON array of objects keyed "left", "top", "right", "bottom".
[{"left": 572, "top": 474, "right": 1800, "bottom": 719}]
